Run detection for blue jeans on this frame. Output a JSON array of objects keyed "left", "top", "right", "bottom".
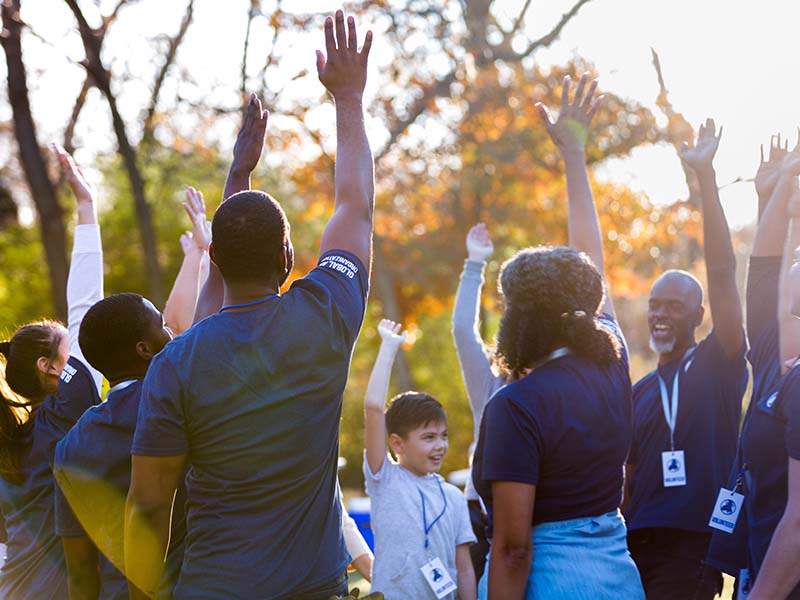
[{"left": 479, "top": 510, "right": 644, "bottom": 599}]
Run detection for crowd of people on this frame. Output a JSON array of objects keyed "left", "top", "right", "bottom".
[{"left": 2, "top": 8, "right": 800, "bottom": 600}]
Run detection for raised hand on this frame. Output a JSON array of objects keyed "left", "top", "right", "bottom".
[
  {"left": 53, "top": 143, "right": 94, "bottom": 206},
  {"left": 466, "top": 223, "right": 494, "bottom": 262},
  {"left": 536, "top": 73, "right": 603, "bottom": 156},
  {"left": 316, "top": 10, "right": 372, "bottom": 101},
  {"left": 182, "top": 187, "right": 211, "bottom": 252},
  {"left": 232, "top": 93, "right": 269, "bottom": 175},
  {"left": 756, "top": 133, "right": 791, "bottom": 201},
  {"left": 681, "top": 118, "right": 722, "bottom": 172},
  {"left": 377, "top": 319, "right": 406, "bottom": 350}
]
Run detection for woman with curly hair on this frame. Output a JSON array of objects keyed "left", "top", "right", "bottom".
[{"left": 471, "top": 75, "right": 644, "bottom": 599}]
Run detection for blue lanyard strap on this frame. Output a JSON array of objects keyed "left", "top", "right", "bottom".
[
  {"left": 219, "top": 294, "right": 279, "bottom": 312},
  {"left": 418, "top": 476, "right": 447, "bottom": 549}
]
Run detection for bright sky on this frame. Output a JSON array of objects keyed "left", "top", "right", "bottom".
[{"left": 6, "top": 0, "right": 800, "bottom": 228}]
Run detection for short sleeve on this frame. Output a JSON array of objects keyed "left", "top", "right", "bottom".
[
  {"left": 453, "top": 491, "right": 477, "bottom": 546},
  {"left": 598, "top": 314, "right": 629, "bottom": 368},
  {"left": 781, "top": 369, "right": 800, "bottom": 460},
  {"left": 297, "top": 250, "right": 369, "bottom": 346},
  {"left": 131, "top": 355, "right": 188, "bottom": 457},
  {"left": 363, "top": 452, "right": 397, "bottom": 497},
  {"left": 480, "top": 392, "right": 543, "bottom": 485},
  {"left": 53, "top": 476, "right": 85, "bottom": 537}
]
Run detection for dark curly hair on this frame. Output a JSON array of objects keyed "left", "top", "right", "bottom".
[{"left": 492, "top": 246, "right": 621, "bottom": 380}]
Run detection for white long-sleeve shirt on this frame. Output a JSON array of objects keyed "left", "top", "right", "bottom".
[{"left": 66, "top": 224, "right": 103, "bottom": 395}]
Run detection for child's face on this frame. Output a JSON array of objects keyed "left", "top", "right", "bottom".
[{"left": 391, "top": 420, "right": 449, "bottom": 477}]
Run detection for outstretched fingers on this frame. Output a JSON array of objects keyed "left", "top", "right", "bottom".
[
  {"left": 360, "top": 30, "right": 373, "bottom": 59},
  {"left": 324, "top": 15, "right": 336, "bottom": 56},
  {"left": 535, "top": 102, "right": 554, "bottom": 129},
  {"left": 572, "top": 73, "right": 588, "bottom": 109},
  {"left": 580, "top": 79, "right": 598, "bottom": 112},
  {"left": 560, "top": 75, "right": 571, "bottom": 113},
  {"left": 334, "top": 9, "right": 347, "bottom": 52}
]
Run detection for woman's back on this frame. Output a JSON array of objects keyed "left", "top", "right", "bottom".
[
  {"left": 0, "top": 357, "right": 100, "bottom": 600},
  {"left": 474, "top": 316, "right": 632, "bottom": 526}
]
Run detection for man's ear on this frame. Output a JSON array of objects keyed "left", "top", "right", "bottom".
[
  {"left": 208, "top": 242, "right": 217, "bottom": 266},
  {"left": 694, "top": 304, "right": 705, "bottom": 328},
  {"left": 135, "top": 341, "right": 154, "bottom": 362}
]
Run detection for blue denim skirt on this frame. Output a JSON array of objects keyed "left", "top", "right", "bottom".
[{"left": 478, "top": 510, "right": 644, "bottom": 599}]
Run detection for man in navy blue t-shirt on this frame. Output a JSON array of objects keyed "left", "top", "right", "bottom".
[
  {"left": 124, "top": 11, "right": 374, "bottom": 600},
  {"left": 53, "top": 293, "right": 176, "bottom": 600},
  {"left": 624, "top": 120, "right": 748, "bottom": 599}
]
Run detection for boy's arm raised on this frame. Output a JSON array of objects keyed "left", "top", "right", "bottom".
[{"left": 365, "top": 319, "right": 405, "bottom": 475}]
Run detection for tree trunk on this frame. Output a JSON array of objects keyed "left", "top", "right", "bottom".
[
  {"left": 372, "top": 240, "right": 416, "bottom": 390},
  {"left": 1, "top": 0, "right": 69, "bottom": 319},
  {"left": 64, "top": 0, "right": 164, "bottom": 305}
]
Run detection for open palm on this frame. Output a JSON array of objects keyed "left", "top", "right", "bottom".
[{"left": 681, "top": 118, "right": 722, "bottom": 171}]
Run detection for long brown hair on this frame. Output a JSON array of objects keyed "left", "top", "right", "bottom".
[{"left": 0, "top": 321, "right": 64, "bottom": 484}]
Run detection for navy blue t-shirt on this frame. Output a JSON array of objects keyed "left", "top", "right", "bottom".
[
  {"left": 473, "top": 316, "right": 632, "bottom": 528},
  {"left": 132, "top": 250, "right": 369, "bottom": 600},
  {"left": 53, "top": 380, "right": 186, "bottom": 600},
  {"left": 625, "top": 328, "right": 747, "bottom": 533},
  {"left": 741, "top": 323, "right": 800, "bottom": 597},
  {"left": 706, "top": 256, "right": 781, "bottom": 577},
  {"left": 0, "top": 356, "right": 100, "bottom": 599}
]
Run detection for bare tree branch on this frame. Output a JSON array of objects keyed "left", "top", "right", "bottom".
[
  {"left": 240, "top": 1, "right": 259, "bottom": 113},
  {"left": 142, "top": 0, "right": 194, "bottom": 142},
  {"left": 63, "top": 77, "right": 90, "bottom": 154},
  {"left": 500, "top": 0, "right": 592, "bottom": 60},
  {"left": 504, "top": 0, "right": 533, "bottom": 38},
  {"left": 64, "top": 0, "right": 165, "bottom": 303}
]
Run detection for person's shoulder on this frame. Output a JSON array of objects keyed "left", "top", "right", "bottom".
[
  {"left": 633, "top": 369, "right": 658, "bottom": 394},
  {"left": 59, "top": 355, "right": 96, "bottom": 391},
  {"left": 440, "top": 478, "right": 467, "bottom": 503}
]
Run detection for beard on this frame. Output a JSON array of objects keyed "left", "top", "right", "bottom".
[{"left": 649, "top": 335, "right": 675, "bottom": 354}]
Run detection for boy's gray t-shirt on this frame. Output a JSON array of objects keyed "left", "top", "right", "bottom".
[{"left": 365, "top": 454, "right": 476, "bottom": 600}]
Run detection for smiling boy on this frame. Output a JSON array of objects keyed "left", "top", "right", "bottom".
[{"left": 364, "top": 319, "right": 476, "bottom": 600}]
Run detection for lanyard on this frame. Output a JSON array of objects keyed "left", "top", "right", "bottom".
[
  {"left": 657, "top": 347, "right": 696, "bottom": 451},
  {"left": 529, "top": 347, "right": 571, "bottom": 371},
  {"left": 219, "top": 294, "right": 279, "bottom": 313},
  {"left": 418, "top": 477, "right": 447, "bottom": 550}
]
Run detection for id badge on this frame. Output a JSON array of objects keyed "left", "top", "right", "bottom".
[
  {"left": 708, "top": 488, "right": 744, "bottom": 534},
  {"left": 737, "top": 568, "right": 751, "bottom": 597},
  {"left": 420, "top": 556, "right": 456, "bottom": 599},
  {"left": 661, "top": 450, "right": 686, "bottom": 487}
]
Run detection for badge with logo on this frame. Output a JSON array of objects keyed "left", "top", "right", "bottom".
[
  {"left": 661, "top": 450, "right": 687, "bottom": 487},
  {"left": 708, "top": 488, "right": 744, "bottom": 534},
  {"left": 420, "top": 557, "right": 456, "bottom": 599}
]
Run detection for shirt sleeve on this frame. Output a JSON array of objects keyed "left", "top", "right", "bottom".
[
  {"left": 341, "top": 497, "right": 372, "bottom": 560},
  {"left": 480, "top": 392, "right": 543, "bottom": 485},
  {"left": 453, "top": 491, "right": 477, "bottom": 546},
  {"left": 781, "top": 368, "right": 800, "bottom": 460},
  {"left": 294, "top": 250, "right": 369, "bottom": 349},
  {"left": 363, "top": 452, "right": 397, "bottom": 497},
  {"left": 452, "top": 259, "right": 500, "bottom": 441},
  {"left": 53, "top": 475, "right": 86, "bottom": 537},
  {"left": 747, "top": 256, "right": 782, "bottom": 348},
  {"left": 67, "top": 224, "right": 103, "bottom": 394},
  {"left": 131, "top": 355, "right": 189, "bottom": 457}
]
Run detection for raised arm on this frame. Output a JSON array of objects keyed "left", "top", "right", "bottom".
[
  {"left": 317, "top": 10, "right": 374, "bottom": 268},
  {"left": 747, "top": 136, "right": 790, "bottom": 344},
  {"left": 364, "top": 319, "right": 405, "bottom": 475},
  {"left": 194, "top": 96, "right": 268, "bottom": 322},
  {"left": 163, "top": 187, "right": 210, "bottom": 335},
  {"left": 453, "top": 223, "right": 497, "bottom": 429},
  {"left": 680, "top": 119, "right": 743, "bottom": 358},
  {"left": 755, "top": 133, "right": 789, "bottom": 222},
  {"left": 779, "top": 185, "right": 800, "bottom": 370},
  {"left": 536, "top": 74, "right": 612, "bottom": 317},
  {"left": 54, "top": 145, "right": 103, "bottom": 392}
]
